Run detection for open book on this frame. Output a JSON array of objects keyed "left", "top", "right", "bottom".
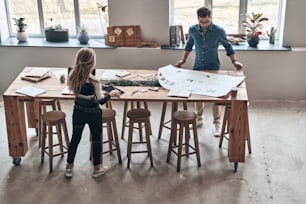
[{"left": 16, "top": 86, "right": 46, "bottom": 97}]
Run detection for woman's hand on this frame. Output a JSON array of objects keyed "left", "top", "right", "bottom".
[{"left": 109, "top": 90, "right": 121, "bottom": 97}]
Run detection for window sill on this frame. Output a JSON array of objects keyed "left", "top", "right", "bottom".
[
  {"left": 161, "top": 40, "right": 291, "bottom": 51},
  {"left": 0, "top": 37, "right": 115, "bottom": 49},
  {"left": 0, "top": 37, "right": 291, "bottom": 51}
]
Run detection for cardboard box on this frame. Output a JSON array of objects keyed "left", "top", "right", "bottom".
[{"left": 106, "top": 25, "right": 141, "bottom": 47}]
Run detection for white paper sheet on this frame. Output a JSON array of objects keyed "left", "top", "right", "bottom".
[{"left": 158, "top": 64, "right": 245, "bottom": 97}]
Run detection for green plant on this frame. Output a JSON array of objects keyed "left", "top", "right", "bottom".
[
  {"left": 242, "top": 12, "right": 268, "bottom": 37},
  {"left": 13, "top": 17, "right": 28, "bottom": 32},
  {"left": 79, "top": 25, "right": 87, "bottom": 33},
  {"left": 267, "top": 26, "right": 277, "bottom": 44}
]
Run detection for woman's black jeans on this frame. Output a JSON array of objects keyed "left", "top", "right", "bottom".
[{"left": 67, "top": 105, "right": 102, "bottom": 166}]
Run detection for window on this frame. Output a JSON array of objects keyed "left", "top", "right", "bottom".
[
  {"left": 5, "top": 0, "right": 108, "bottom": 37},
  {"left": 172, "top": 0, "right": 283, "bottom": 39}
]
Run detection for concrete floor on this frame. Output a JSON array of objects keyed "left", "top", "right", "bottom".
[{"left": 0, "top": 100, "right": 305, "bottom": 204}]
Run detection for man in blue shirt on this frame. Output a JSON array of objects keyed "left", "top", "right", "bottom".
[{"left": 176, "top": 7, "right": 243, "bottom": 137}]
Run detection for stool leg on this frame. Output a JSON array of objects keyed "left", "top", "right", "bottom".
[
  {"left": 41, "top": 121, "right": 46, "bottom": 163},
  {"left": 121, "top": 101, "right": 128, "bottom": 139},
  {"left": 219, "top": 105, "right": 229, "bottom": 148},
  {"left": 145, "top": 118, "right": 153, "bottom": 167},
  {"left": 167, "top": 120, "right": 177, "bottom": 163},
  {"left": 177, "top": 124, "right": 184, "bottom": 172},
  {"left": 158, "top": 102, "right": 167, "bottom": 139},
  {"left": 56, "top": 124, "right": 64, "bottom": 156},
  {"left": 56, "top": 100, "right": 62, "bottom": 111},
  {"left": 138, "top": 121, "right": 143, "bottom": 141},
  {"left": 48, "top": 123, "right": 53, "bottom": 173},
  {"left": 112, "top": 118, "right": 122, "bottom": 164},
  {"left": 106, "top": 121, "right": 113, "bottom": 154},
  {"left": 143, "top": 102, "right": 152, "bottom": 136},
  {"left": 185, "top": 124, "right": 190, "bottom": 157},
  {"left": 127, "top": 119, "right": 134, "bottom": 169},
  {"left": 192, "top": 121, "right": 201, "bottom": 167}
]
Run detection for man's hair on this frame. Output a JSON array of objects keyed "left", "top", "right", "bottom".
[{"left": 197, "top": 7, "right": 211, "bottom": 18}]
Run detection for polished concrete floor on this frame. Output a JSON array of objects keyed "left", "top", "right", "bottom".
[{"left": 0, "top": 100, "right": 305, "bottom": 204}]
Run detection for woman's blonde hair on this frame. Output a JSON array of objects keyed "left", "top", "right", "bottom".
[{"left": 68, "top": 48, "right": 96, "bottom": 94}]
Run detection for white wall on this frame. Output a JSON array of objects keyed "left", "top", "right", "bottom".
[
  {"left": 282, "top": 0, "right": 306, "bottom": 47},
  {"left": 0, "top": 0, "right": 306, "bottom": 100},
  {"left": 108, "top": 0, "right": 169, "bottom": 45}
]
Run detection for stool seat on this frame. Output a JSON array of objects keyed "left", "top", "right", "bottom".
[
  {"left": 167, "top": 110, "right": 201, "bottom": 172},
  {"left": 121, "top": 101, "right": 152, "bottom": 140},
  {"left": 127, "top": 108, "right": 150, "bottom": 119},
  {"left": 38, "top": 99, "right": 61, "bottom": 148},
  {"left": 42, "top": 111, "right": 66, "bottom": 123},
  {"left": 90, "top": 107, "right": 122, "bottom": 164},
  {"left": 41, "top": 110, "right": 69, "bottom": 173},
  {"left": 103, "top": 108, "right": 116, "bottom": 119},
  {"left": 158, "top": 101, "right": 188, "bottom": 140},
  {"left": 173, "top": 110, "right": 196, "bottom": 123},
  {"left": 126, "top": 108, "right": 153, "bottom": 168}
]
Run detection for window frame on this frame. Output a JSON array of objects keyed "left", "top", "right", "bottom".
[
  {"left": 4, "top": 0, "right": 106, "bottom": 38},
  {"left": 170, "top": 0, "right": 284, "bottom": 39}
]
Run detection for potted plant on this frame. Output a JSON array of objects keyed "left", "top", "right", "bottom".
[
  {"left": 242, "top": 12, "right": 268, "bottom": 47},
  {"left": 77, "top": 25, "right": 89, "bottom": 44},
  {"left": 13, "top": 17, "right": 28, "bottom": 42},
  {"left": 267, "top": 26, "right": 277, "bottom": 44}
]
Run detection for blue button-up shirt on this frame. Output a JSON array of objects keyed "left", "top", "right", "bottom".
[{"left": 185, "top": 23, "right": 235, "bottom": 70}]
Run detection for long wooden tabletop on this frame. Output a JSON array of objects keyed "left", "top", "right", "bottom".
[{"left": 4, "top": 67, "right": 248, "bottom": 103}]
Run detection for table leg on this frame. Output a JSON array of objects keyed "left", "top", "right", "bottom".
[
  {"left": 3, "top": 96, "right": 29, "bottom": 161},
  {"left": 228, "top": 100, "right": 248, "bottom": 170}
]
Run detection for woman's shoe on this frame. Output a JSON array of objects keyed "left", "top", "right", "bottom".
[
  {"left": 92, "top": 166, "right": 108, "bottom": 178},
  {"left": 64, "top": 168, "right": 73, "bottom": 178}
]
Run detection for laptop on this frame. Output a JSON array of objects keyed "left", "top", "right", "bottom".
[{"left": 62, "top": 67, "right": 96, "bottom": 95}]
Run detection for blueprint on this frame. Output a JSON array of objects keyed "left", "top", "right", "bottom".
[{"left": 158, "top": 64, "right": 245, "bottom": 97}]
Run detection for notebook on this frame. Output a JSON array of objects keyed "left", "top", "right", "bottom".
[{"left": 16, "top": 86, "right": 46, "bottom": 97}]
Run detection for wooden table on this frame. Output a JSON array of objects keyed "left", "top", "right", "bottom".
[{"left": 3, "top": 67, "right": 249, "bottom": 171}]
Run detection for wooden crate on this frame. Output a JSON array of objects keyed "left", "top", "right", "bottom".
[{"left": 106, "top": 25, "right": 142, "bottom": 47}]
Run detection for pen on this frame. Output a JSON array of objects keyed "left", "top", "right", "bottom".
[{"left": 131, "top": 90, "right": 139, "bottom": 96}]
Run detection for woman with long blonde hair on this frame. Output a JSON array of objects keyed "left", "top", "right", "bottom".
[{"left": 65, "top": 48, "right": 120, "bottom": 178}]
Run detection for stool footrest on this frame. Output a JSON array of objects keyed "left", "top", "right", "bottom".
[
  {"left": 131, "top": 150, "right": 149, "bottom": 154},
  {"left": 132, "top": 141, "right": 148, "bottom": 145}
]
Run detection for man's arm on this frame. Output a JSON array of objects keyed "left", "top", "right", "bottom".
[
  {"left": 175, "top": 50, "right": 191, "bottom": 67},
  {"left": 229, "top": 54, "right": 243, "bottom": 70}
]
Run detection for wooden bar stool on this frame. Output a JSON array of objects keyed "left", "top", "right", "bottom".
[
  {"left": 90, "top": 107, "right": 122, "bottom": 164},
  {"left": 158, "top": 101, "right": 188, "bottom": 140},
  {"left": 41, "top": 110, "right": 69, "bottom": 173},
  {"left": 218, "top": 104, "right": 252, "bottom": 154},
  {"left": 121, "top": 100, "right": 152, "bottom": 140},
  {"left": 166, "top": 110, "right": 201, "bottom": 172},
  {"left": 126, "top": 108, "right": 153, "bottom": 169},
  {"left": 38, "top": 99, "right": 61, "bottom": 147}
]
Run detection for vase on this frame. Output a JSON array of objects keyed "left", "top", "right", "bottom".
[
  {"left": 77, "top": 31, "right": 89, "bottom": 44},
  {"left": 16, "top": 31, "right": 27, "bottom": 42},
  {"left": 247, "top": 35, "right": 260, "bottom": 47}
]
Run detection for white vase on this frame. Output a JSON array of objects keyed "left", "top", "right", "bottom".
[
  {"left": 16, "top": 31, "right": 27, "bottom": 42},
  {"left": 77, "top": 31, "right": 89, "bottom": 44}
]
